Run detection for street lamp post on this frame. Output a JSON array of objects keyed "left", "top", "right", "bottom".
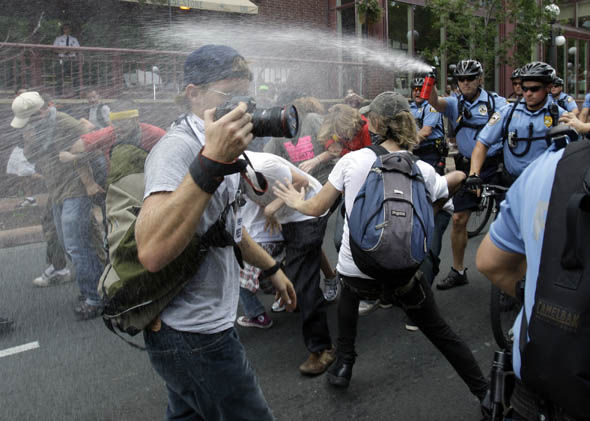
[{"left": 545, "top": 3, "right": 561, "bottom": 67}]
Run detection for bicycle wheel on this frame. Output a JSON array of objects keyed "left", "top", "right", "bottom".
[
  {"left": 467, "top": 195, "right": 494, "bottom": 238},
  {"left": 490, "top": 284, "right": 522, "bottom": 350}
]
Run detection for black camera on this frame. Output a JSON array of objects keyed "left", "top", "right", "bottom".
[
  {"left": 545, "top": 124, "right": 579, "bottom": 149},
  {"left": 214, "top": 96, "right": 299, "bottom": 138}
]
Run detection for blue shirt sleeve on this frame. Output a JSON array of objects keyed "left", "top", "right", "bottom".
[
  {"left": 489, "top": 182, "right": 526, "bottom": 255},
  {"left": 566, "top": 97, "right": 578, "bottom": 112},
  {"left": 422, "top": 106, "right": 441, "bottom": 129},
  {"left": 583, "top": 93, "right": 590, "bottom": 109},
  {"left": 477, "top": 103, "right": 510, "bottom": 148},
  {"left": 442, "top": 96, "right": 458, "bottom": 123}
]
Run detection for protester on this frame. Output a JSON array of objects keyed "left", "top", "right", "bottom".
[
  {"left": 11, "top": 91, "right": 104, "bottom": 318},
  {"left": 134, "top": 44, "right": 296, "bottom": 420},
  {"left": 273, "top": 92, "right": 489, "bottom": 412},
  {"left": 240, "top": 151, "right": 335, "bottom": 373},
  {"left": 83, "top": 90, "right": 111, "bottom": 130},
  {"left": 428, "top": 59, "right": 507, "bottom": 290}
]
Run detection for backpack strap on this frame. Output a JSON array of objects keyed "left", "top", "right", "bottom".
[{"left": 366, "top": 144, "right": 389, "bottom": 156}]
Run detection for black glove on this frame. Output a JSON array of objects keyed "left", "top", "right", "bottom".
[{"left": 465, "top": 174, "right": 483, "bottom": 190}]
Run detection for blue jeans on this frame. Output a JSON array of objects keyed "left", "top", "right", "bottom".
[
  {"left": 144, "top": 324, "right": 274, "bottom": 421},
  {"left": 52, "top": 197, "right": 103, "bottom": 305},
  {"left": 239, "top": 287, "right": 265, "bottom": 319}
]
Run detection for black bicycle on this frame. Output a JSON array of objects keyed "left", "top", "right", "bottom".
[{"left": 467, "top": 184, "right": 508, "bottom": 238}]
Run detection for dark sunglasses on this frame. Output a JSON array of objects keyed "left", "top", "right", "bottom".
[
  {"left": 521, "top": 85, "right": 543, "bottom": 93},
  {"left": 457, "top": 75, "right": 477, "bottom": 82},
  {"left": 512, "top": 82, "right": 521, "bottom": 86}
]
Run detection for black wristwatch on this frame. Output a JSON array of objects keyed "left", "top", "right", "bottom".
[{"left": 259, "top": 261, "right": 281, "bottom": 280}]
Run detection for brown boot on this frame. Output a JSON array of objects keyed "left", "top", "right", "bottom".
[{"left": 299, "top": 346, "right": 336, "bottom": 375}]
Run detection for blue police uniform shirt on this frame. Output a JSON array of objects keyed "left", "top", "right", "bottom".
[
  {"left": 489, "top": 145, "right": 564, "bottom": 379},
  {"left": 548, "top": 92, "right": 578, "bottom": 112},
  {"left": 477, "top": 97, "right": 565, "bottom": 177},
  {"left": 443, "top": 89, "right": 507, "bottom": 158},
  {"left": 410, "top": 100, "right": 444, "bottom": 144},
  {"left": 583, "top": 93, "right": 590, "bottom": 109}
]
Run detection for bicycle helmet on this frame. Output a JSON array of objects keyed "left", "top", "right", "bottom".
[
  {"left": 553, "top": 76, "right": 564, "bottom": 87},
  {"left": 510, "top": 67, "right": 521, "bottom": 80},
  {"left": 519, "top": 62, "right": 555, "bottom": 84},
  {"left": 453, "top": 59, "right": 483, "bottom": 77},
  {"left": 411, "top": 77, "right": 425, "bottom": 88}
]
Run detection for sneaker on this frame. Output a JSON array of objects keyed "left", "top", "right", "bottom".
[
  {"left": 299, "top": 346, "right": 336, "bottom": 375},
  {"left": 358, "top": 299, "right": 380, "bottom": 316},
  {"left": 237, "top": 313, "right": 273, "bottom": 329},
  {"left": 322, "top": 276, "right": 340, "bottom": 302},
  {"left": 74, "top": 302, "right": 102, "bottom": 321},
  {"left": 33, "top": 266, "right": 71, "bottom": 287},
  {"left": 0, "top": 317, "right": 15, "bottom": 335},
  {"left": 17, "top": 197, "right": 37, "bottom": 208},
  {"left": 327, "top": 356, "right": 354, "bottom": 388},
  {"left": 271, "top": 298, "right": 285, "bottom": 313},
  {"left": 404, "top": 317, "right": 419, "bottom": 332},
  {"left": 436, "top": 267, "right": 469, "bottom": 290}
]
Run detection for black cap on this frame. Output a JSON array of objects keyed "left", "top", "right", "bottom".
[{"left": 183, "top": 44, "right": 251, "bottom": 87}]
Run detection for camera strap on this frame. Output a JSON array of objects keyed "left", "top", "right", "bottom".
[{"left": 184, "top": 114, "right": 268, "bottom": 196}]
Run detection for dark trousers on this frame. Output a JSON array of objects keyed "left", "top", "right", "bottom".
[
  {"left": 281, "top": 217, "right": 332, "bottom": 353},
  {"left": 144, "top": 324, "right": 274, "bottom": 421},
  {"left": 41, "top": 196, "right": 67, "bottom": 271},
  {"left": 55, "top": 59, "right": 79, "bottom": 96},
  {"left": 337, "top": 272, "right": 489, "bottom": 400}
]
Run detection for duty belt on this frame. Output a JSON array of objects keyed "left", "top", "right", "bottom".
[
  {"left": 414, "top": 138, "right": 448, "bottom": 156},
  {"left": 511, "top": 380, "right": 584, "bottom": 421}
]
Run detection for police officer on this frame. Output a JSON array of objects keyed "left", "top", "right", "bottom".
[
  {"left": 476, "top": 130, "right": 587, "bottom": 420},
  {"left": 410, "top": 77, "right": 447, "bottom": 175},
  {"left": 428, "top": 59, "right": 507, "bottom": 290},
  {"left": 468, "top": 62, "right": 565, "bottom": 186},
  {"left": 550, "top": 76, "right": 579, "bottom": 116},
  {"left": 510, "top": 67, "right": 523, "bottom": 99}
]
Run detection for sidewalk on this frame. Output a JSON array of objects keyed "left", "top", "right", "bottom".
[{"left": 0, "top": 194, "right": 47, "bottom": 249}]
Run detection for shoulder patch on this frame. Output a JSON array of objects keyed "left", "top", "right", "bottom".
[
  {"left": 479, "top": 105, "right": 488, "bottom": 115},
  {"left": 544, "top": 116, "right": 553, "bottom": 128},
  {"left": 487, "top": 112, "right": 501, "bottom": 126},
  {"left": 567, "top": 96, "right": 574, "bottom": 103},
  {"left": 430, "top": 107, "right": 438, "bottom": 113}
]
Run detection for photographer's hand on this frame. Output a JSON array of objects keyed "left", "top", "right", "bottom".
[{"left": 203, "top": 102, "right": 253, "bottom": 162}]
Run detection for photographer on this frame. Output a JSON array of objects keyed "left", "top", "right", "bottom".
[{"left": 135, "top": 45, "right": 296, "bottom": 420}]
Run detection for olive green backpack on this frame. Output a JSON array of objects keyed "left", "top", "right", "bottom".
[{"left": 98, "top": 143, "right": 238, "bottom": 343}]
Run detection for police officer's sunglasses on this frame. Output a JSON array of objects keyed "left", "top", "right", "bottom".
[
  {"left": 521, "top": 85, "right": 544, "bottom": 93},
  {"left": 456, "top": 75, "right": 477, "bottom": 82}
]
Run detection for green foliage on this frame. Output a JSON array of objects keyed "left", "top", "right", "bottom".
[
  {"left": 358, "top": 0, "right": 383, "bottom": 24},
  {"left": 426, "top": 0, "right": 550, "bottom": 72}
]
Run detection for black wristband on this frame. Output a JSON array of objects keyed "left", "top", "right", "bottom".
[
  {"left": 259, "top": 261, "right": 281, "bottom": 280},
  {"left": 189, "top": 154, "right": 223, "bottom": 194}
]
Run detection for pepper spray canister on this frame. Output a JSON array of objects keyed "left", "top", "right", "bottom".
[{"left": 419, "top": 68, "right": 437, "bottom": 100}]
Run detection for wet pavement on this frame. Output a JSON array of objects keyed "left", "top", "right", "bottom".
[{"left": 0, "top": 213, "right": 495, "bottom": 421}]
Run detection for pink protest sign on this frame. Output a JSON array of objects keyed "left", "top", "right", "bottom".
[{"left": 283, "top": 136, "right": 315, "bottom": 163}]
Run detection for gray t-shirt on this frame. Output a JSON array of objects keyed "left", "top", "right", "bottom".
[{"left": 143, "top": 113, "right": 241, "bottom": 334}]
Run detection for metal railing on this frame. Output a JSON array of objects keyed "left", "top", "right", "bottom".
[{"left": 0, "top": 42, "right": 364, "bottom": 99}]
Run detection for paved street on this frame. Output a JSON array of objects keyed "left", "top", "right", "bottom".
[{"left": 0, "top": 214, "right": 497, "bottom": 421}]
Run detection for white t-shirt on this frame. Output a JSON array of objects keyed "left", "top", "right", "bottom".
[
  {"left": 53, "top": 34, "right": 80, "bottom": 57},
  {"left": 242, "top": 151, "right": 325, "bottom": 224},
  {"left": 241, "top": 197, "right": 283, "bottom": 244},
  {"left": 328, "top": 148, "right": 449, "bottom": 279}
]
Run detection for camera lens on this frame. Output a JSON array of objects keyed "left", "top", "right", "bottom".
[{"left": 252, "top": 105, "right": 299, "bottom": 138}]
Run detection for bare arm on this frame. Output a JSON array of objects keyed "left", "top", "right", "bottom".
[
  {"left": 239, "top": 228, "right": 296, "bottom": 311},
  {"left": 476, "top": 234, "right": 527, "bottom": 296},
  {"left": 136, "top": 103, "right": 254, "bottom": 272},
  {"left": 444, "top": 170, "right": 467, "bottom": 196},
  {"left": 428, "top": 85, "right": 447, "bottom": 113},
  {"left": 579, "top": 107, "right": 589, "bottom": 123},
  {"left": 559, "top": 111, "right": 590, "bottom": 134},
  {"left": 273, "top": 179, "right": 341, "bottom": 217},
  {"left": 417, "top": 125, "right": 433, "bottom": 143},
  {"left": 469, "top": 141, "right": 489, "bottom": 176}
]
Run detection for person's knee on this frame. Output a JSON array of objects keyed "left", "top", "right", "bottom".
[{"left": 452, "top": 211, "right": 469, "bottom": 229}]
